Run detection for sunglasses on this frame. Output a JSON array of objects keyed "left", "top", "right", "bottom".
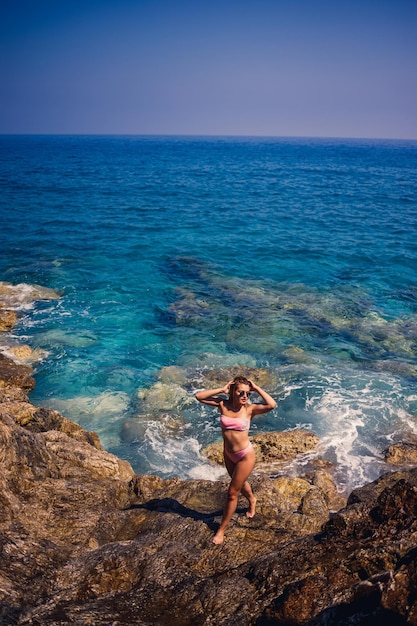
[{"left": 238, "top": 390, "right": 251, "bottom": 397}]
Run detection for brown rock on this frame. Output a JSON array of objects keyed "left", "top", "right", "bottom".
[
  {"left": 0, "top": 349, "right": 416, "bottom": 625},
  {"left": 0, "top": 280, "right": 61, "bottom": 304},
  {"left": 0, "top": 353, "right": 35, "bottom": 391},
  {"left": 1, "top": 399, "right": 417, "bottom": 625},
  {"left": 202, "top": 429, "right": 320, "bottom": 466},
  {"left": 272, "top": 476, "right": 312, "bottom": 511},
  {"left": 1, "top": 344, "right": 47, "bottom": 365},
  {"left": 0, "top": 381, "right": 102, "bottom": 449},
  {"left": 0, "top": 308, "right": 17, "bottom": 331},
  {"left": 6, "top": 344, "right": 34, "bottom": 362},
  {"left": 303, "top": 468, "right": 347, "bottom": 511},
  {"left": 200, "top": 365, "right": 278, "bottom": 390},
  {"left": 0, "top": 385, "right": 28, "bottom": 403},
  {"left": 384, "top": 442, "right": 417, "bottom": 466},
  {"left": 16, "top": 405, "right": 103, "bottom": 449},
  {"left": 1, "top": 399, "right": 38, "bottom": 426},
  {"left": 253, "top": 429, "right": 320, "bottom": 463}
]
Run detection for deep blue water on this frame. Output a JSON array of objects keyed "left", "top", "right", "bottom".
[{"left": 1, "top": 135, "right": 416, "bottom": 492}]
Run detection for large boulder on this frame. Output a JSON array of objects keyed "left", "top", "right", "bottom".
[
  {"left": 202, "top": 429, "right": 320, "bottom": 466},
  {"left": 0, "top": 353, "right": 35, "bottom": 391},
  {"left": 384, "top": 441, "right": 417, "bottom": 466},
  {"left": 0, "top": 308, "right": 17, "bottom": 331}
]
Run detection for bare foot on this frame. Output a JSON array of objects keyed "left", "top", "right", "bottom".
[
  {"left": 212, "top": 530, "right": 225, "bottom": 545},
  {"left": 246, "top": 496, "right": 257, "bottom": 519}
]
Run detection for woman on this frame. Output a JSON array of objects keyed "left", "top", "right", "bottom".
[{"left": 195, "top": 376, "right": 277, "bottom": 544}]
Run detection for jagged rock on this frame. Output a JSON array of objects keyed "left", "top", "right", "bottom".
[
  {"left": 0, "top": 308, "right": 17, "bottom": 331},
  {"left": 7, "top": 344, "right": 33, "bottom": 360},
  {"left": 303, "top": 467, "right": 347, "bottom": 511},
  {"left": 0, "top": 384, "right": 102, "bottom": 449},
  {"left": 202, "top": 429, "right": 320, "bottom": 465},
  {"left": 0, "top": 406, "right": 328, "bottom": 625},
  {"left": 384, "top": 441, "right": 417, "bottom": 465},
  {"left": 272, "top": 475, "right": 313, "bottom": 511},
  {"left": 253, "top": 429, "right": 320, "bottom": 463},
  {"left": 7, "top": 458, "right": 416, "bottom": 626},
  {"left": 2, "top": 344, "right": 47, "bottom": 364},
  {"left": 0, "top": 354, "right": 416, "bottom": 625},
  {"left": 0, "top": 353, "right": 35, "bottom": 391},
  {"left": 0, "top": 281, "right": 61, "bottom": 305},
  {"left": 0, "top": 385, "right": 28, "bottom": 403}
]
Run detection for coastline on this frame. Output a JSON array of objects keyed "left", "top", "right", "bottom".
[
  {"left": 1, "top": 281, "right": 417, "bottom": 623},
  {"left": 1, "top": 279, "right": 416, "bottom": 491}
]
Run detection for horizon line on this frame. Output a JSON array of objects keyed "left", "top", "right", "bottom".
[{"left": 1, "top": 132, "right": 416, "bottom": 142}]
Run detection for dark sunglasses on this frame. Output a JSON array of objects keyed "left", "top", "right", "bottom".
[{"left": 238, "top": 391, "right": 251, "bottom": 397}]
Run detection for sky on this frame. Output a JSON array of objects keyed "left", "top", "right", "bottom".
[{"left": 1, "top": 0, "right": 416, "bottom": 138}]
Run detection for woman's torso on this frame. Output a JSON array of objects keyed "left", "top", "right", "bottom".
[{"left": 219, "top": 401, "right": 251, "bottom": 452}]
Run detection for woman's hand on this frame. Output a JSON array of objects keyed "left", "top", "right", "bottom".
[
  {"left": 221, "top": 380, "right": 233, "bottom": 394},
  {"left": 247, "top": 379, "right": 277, "bottom": 413},
  {"left": 195, "top": 381, "right": 232, "bottom": 405}
]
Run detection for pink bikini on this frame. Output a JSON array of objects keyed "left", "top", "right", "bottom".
[
  {"left": 220, "top": 414, "right": 253, "bottom": 463},
  {"left": 220, "top": 415, "right": 250, "bottom": 431}
]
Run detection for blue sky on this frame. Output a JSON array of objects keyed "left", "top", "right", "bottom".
[{"left": 1, "top": 0, "right": 416, "bottom": 138}]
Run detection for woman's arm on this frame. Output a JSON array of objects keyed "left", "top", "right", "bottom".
[
  {"left": 195, "top": 382, "right": 231, "bottom": 407},
  {"left": 248, "top": 380, "right": 277, "bottom": 415}
]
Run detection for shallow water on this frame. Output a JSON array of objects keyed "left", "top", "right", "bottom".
[{"left": 1, "top": 135, "right": 416, "bottom": 491}]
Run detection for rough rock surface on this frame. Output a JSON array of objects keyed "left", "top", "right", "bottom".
[
  {"left": 0, "top": 354, "right": 416, "bottom": 625},
  {"left": 0, "top": 353, "right": 35, "bottom": 392},
  {"left": 203, "top": 429, "right": 320, "bottom": 466},
  {"left": 385, "top": 442, "right": 417, "bottom": 466},
  {"left": 0, "top": 309, "right": 17, "bottom": 331}
]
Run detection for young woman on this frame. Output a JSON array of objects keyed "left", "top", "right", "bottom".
[{"left": 195, "top": 375, "right": 276, "bottom": 544}]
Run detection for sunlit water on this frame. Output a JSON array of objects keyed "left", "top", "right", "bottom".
[{"left": 1, "top": 135, "right": 416, "bottom": 493}]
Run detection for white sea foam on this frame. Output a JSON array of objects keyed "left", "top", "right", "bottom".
[
  {"left": 300, "top": 371, "right": 410, "bottom": 492},
  {"left": 0, "top": 282, "right": 60, "bottom": 310},
  {"left": 141, "top": 425, "right": 225, "bottom": 481},
  {"left": 0, "top": 343, "right": 48, "bottom": 364}
]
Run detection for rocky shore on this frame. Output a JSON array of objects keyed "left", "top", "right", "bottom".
[{"left": 1, "top": 283, "right": 417, "bottom": 624}]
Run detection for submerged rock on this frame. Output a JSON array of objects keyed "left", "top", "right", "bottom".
[
  {"left": 137, "top": 380, "right": 193, "bottom": 411},
  {"left": 120, "top": 414, "right": 185, "bottom": 443},
  {"left": 156, "top": 365, "right": 189, "bottom": 386},
  {"left": 42, "top": 391, "right": 130, "bottom": 425},
  {"left": 198, "top": 365, "right": 279, "bottom": 390}
]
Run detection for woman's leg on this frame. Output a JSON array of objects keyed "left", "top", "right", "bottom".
[
  {"left": 213, "top": 449, "right": 256, "bottom": 545},
  {"left": 224, "top": 447, "right": 257, "bottom": 518},
  {"left": 240, "top": 480, "right": 257, "bottom": 518}
]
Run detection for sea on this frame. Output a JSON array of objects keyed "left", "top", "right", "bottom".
[{"left": 1, "top": 135, "right": 416, "bottom": 494}]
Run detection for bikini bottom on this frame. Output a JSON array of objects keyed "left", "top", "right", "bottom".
[{"left": 224, "top": 441, "right": 253, "bottom": 464}]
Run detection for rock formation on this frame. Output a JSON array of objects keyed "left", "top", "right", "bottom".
[{"left": 0, "top": 351, "right": 416, "bottom": 625}]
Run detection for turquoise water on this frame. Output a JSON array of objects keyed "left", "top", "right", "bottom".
[{"left": 1, "top": 135, "right": 416, "bottom": 492}]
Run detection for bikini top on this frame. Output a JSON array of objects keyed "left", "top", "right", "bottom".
[{"left": 220, "top": 414, "right": 250, "bottom": 431}]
